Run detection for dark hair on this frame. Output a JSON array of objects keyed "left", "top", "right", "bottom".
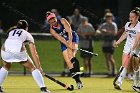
[
  {"left": 7, "top": 26, "right": 17, "bottom": 32},
  {"left": 131, "top": 7, "right": 140, "bottom": 16},
  {"left": 46, "top": 11, "right": 52, "bottom": 17},
  {"left": 17, "top": 20, "right": 28, "bottom": 30}
]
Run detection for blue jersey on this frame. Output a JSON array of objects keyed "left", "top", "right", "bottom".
[
  {"left": 52, "top": 20, "right": 79, "bottom": 52},
  {"left": 52, "top": 20, "right": 68, "bottom": 39}
]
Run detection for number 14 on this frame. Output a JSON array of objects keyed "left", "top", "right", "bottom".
[{"left": 12, "top": 30, "right": 23, "bottom": 36}]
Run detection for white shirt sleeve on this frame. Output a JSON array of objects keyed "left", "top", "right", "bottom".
[
  {"left": 136, "top": 22, "right": 140, "bottom": 32},
  {"left": 26, "top": 32, "right": 34, "bottom": 43},
  {"left": 124, "top": 22, "right": 129, "bottom": 31}
]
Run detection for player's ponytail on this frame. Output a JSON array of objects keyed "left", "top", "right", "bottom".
[
  {"left": 135, "top": 7, "right": 140, "bottom": 16},
  {"left": 6, "top": 26, "right": 17, "bottom": 37},
  {"left": 17, "top": 20, "right": 28, "bottom": 30},
  {"left": 7, "top": 26, "right": 17, "bottom": 32},
  {"left": 131, "top": 7, "right": 140, "bottom": 16}
]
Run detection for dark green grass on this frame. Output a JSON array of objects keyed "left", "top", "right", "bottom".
[
  {"left": 0, "top": 39, "right": 125, "bottom": 73},
  {"left": 2, "top": 76, "right": 134, "bottom": 93}
]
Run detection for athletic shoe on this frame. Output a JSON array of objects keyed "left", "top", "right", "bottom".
[
  {"left": 128, "top": 74, "right": 133, "bottom": 80},
  {"left": 41, "top": 87, "right": 52, "bottom": 93},
  {"left": 114, "top": 82, "right": 122, "bottom": 90},
  {"left": 0, "top": 87, "right": 5, "bottom": 93},
  {"left": 132, "top": 85, "right": 140, "bottom": 92},
  {"left": 77, "top": 82, "right": 83, "bottom": 89}
]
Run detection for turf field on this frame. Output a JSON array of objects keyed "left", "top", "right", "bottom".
[
  {"left": 0, "top": 39, "right": 125, "bottom": 74},
  {"left": 2, "top": 76, "right": 135, "bottom": 93}
]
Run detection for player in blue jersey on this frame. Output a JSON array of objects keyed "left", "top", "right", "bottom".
[{"left": 46, "top": 11, "right": 83, "bottom": 89}]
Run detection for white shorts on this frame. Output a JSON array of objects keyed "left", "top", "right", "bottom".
[
  {"left": 123, "top": 43, "right": 133, "bottom": 54},
  {"left": 1, "top": 50, "right": 28, "bottom": 62},
  {"left": 123, "top": 42, "right": 140, "bottom": 57}
]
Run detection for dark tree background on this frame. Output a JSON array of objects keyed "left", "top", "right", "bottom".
[{"left": 0, "top": 0, "right": 139, "bottom": 32}]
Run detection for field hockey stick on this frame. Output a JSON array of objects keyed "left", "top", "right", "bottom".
[
  {"left": 44, "top": 74, "right": 74, "bottom": 91},
  {"left": 27, "top": 56, "right": 74, "bottom": 91},
  {"left": 113, "top": 54, "right": 131, "bottom": 86},
  {"left": 78, "top": 48, "right": 98, "bottom": 56}
]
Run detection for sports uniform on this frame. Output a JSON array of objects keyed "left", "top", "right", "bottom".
[
  {"left": 47, "top": 12, "right": 83, "bottom": 89},
  {"left": 123, "top": 21, "right": 140, "bottom": 54},
  {"left": 51, "top": 20, "right": 79, "bottom": 52},
  {"left": 0, "top": 20, "right": 51, "bottom": 93},
  {"left": 114, "top": 21, "right": 140, "bottom": 91},
  {"left": 51, "top": 19, "right": 82, "bottom": 89},
  {"left": 1, "top": 29, "right": 34, "bottom": 62}
]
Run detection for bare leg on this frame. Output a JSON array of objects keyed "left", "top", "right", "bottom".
[
  {"left": 62, "top": 43, "right": 83, "bottom": 89},
  {"left": 114, "top": 53, "right": 128, "bottom": 89},
  {"left": 20, "top": 58, "right": 47, "bottom": 90},
  {"left": 62, "top": 50, "right": 73, "bottom": 69}
]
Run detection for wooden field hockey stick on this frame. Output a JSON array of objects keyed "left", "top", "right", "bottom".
[{"left": 44, "top": 74, "right": 74, "bottom": 91}]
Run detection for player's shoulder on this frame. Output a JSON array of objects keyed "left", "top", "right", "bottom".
[
  {"left": 9, "top": 28, "right": 25, "bottom": 33},
  {"left": 125, "top": 22, "right": 130, "bottom": 27},
  {"left": 60, "top": 18, "right": 67, "bottom": 23},
  {"left": 19, "top": 29, "right": 26, "bottom": 32},
  {"left": 136, "top": 21, "right": 140, "bottom": 27},
  {"left": 19, "top": 29, "right": 31, "bottom": 35}
]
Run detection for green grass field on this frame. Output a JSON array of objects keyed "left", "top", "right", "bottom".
[
  {"left": 2, "top": 76, "right": 135, "bottom": 93},
  {"left": 1, "top": 39, "right": 125, "bottom": 74}
]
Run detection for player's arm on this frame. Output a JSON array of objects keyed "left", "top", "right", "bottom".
[
  {"left": 50, "top": 28, "right": 72, "bottom": 49},
  {"left": 29, "top": 43, "right": 41, "bottom": 68},
  {"left": 114, "top": 31, "right": 126, "bottom": 47},
  {"left": 61, "top": 18, "right": 73, "bottom": 45},
  {"left": 26, "top": 32, "right": 44, "bottom": 74}
]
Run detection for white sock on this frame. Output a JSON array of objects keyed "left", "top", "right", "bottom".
[
  {"left": 32, "top": 69, "right": 45, "bottom": 88},
  {"left": 117, "top": 67, "right": 127, "bottom": 84},
  {"left": 133, "top": 69, "right": 139, "bottom": 86},
  {"left": 0, "top": 67, "right": 8, "bottom": 86}
]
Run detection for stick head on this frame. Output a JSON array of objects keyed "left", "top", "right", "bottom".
[{"left": 67, "top": 85, "right": 74, "bottom": 91}]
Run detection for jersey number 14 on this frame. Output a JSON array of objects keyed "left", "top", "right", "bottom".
[{"left": 12, "top": 30, "right": 23, "bottom": 36}]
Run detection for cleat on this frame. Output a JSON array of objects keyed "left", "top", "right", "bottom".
[
  {"left": 77, "top": 82, "right": 83, "bottom": 89},
  {"left": 127, "top": 74, "right": 133, "bottom": 80},
  {"left": 41, "top": 87, "right": 52, "bottom": 93},
  {"left": 114, "top": 82, "right": 122, "bottom": 90},
  {"left": 132, "top": 85, "right": 140, "bottom": 92}
]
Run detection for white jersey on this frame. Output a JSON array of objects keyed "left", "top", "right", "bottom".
[
  {"left": 1, "top": 28, "right": 34, "bottom": 62},
  {"left": 123, "top": 21, "right": 140, "bottom": 54},
  {"left": 4, "top": 29, "right": 34, "bottom": 52},
  {"left": 125, "top": 21, "right": 140, "bottom": 45}
]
